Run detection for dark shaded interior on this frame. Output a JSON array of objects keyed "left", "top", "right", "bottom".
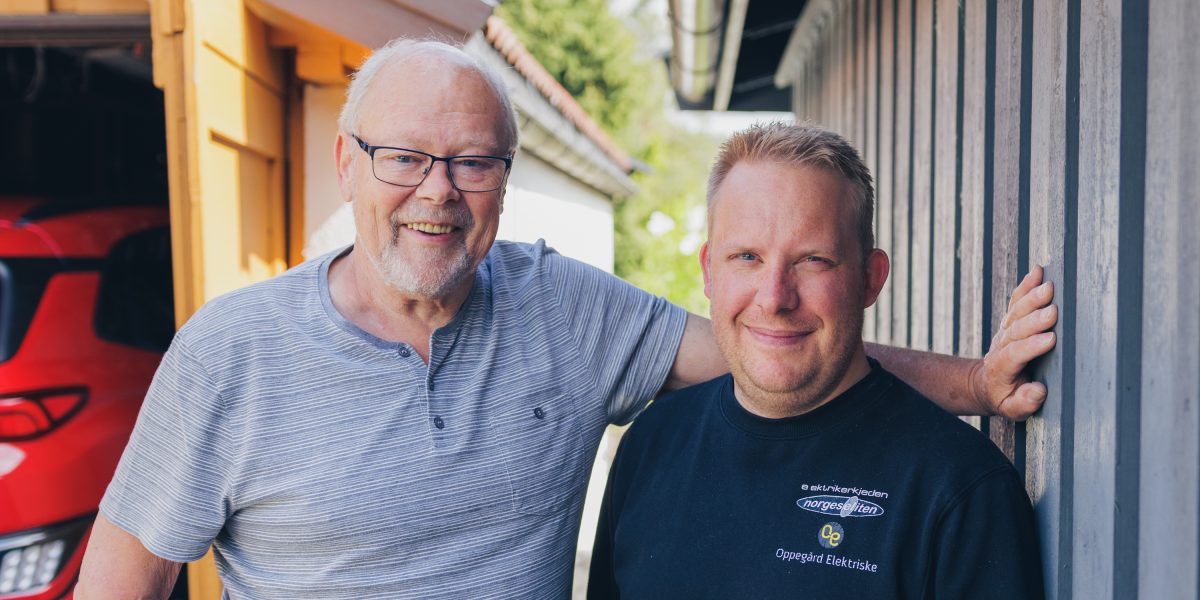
[{"left": 0, "top": 44, "right": 167, "bottom": 202}]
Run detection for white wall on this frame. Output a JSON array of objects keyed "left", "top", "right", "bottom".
[
  {"left": 302, "top": 83, "right": 354, "bottom": 260},
  {"left": 499, "top": 152, "right": 614, "bottom": 271}
]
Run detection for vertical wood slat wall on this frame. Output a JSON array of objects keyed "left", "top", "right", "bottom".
[{"left": 784, "top": 0, "right": 1198, "bottom": 597}]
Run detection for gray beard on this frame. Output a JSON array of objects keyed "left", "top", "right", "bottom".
[{"left": 375, "top": 236, "right": 475, "bottom": 298}]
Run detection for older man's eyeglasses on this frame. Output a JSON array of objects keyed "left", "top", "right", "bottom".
[{"left": 353, "top": 135, "right": 512, "bottom": 193}]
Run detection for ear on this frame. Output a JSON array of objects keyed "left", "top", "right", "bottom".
[
  {"left": 498, "top": 173, "right": 509, "bottom": 215},
  {"left": 700, "top": 241, "right": 714, "bottom": 299},
  {"left": 335, "top": 132, "right": 355, "bottom": 203},
  {"left": 863, "top": 248, "right": 890, "bottom": 309}
]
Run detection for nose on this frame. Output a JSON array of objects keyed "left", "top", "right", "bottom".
[
  {"left": 415, "top": 159, "right": 457, "bottom": 203},
  {"left": 755, "top": 265, "right": 800, "bottom": 314}
]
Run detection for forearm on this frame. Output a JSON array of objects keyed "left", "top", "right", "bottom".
[
  {"left": 865, "top": 342, "right": 987, "bottom": 416},
  {"left": 75, "top": 514, "right": 182, "bottom": 600},
  {"left": 663, "top": 313, "right": 728, "bottom": 392}
]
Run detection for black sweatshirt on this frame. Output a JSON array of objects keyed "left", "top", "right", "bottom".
[{"left": 589, "top": 363, "right": 1044, "bottom": 600}]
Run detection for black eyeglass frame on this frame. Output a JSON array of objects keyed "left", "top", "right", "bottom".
[{"left": 353, "top": 135, "right": 513, "bottom": 192}]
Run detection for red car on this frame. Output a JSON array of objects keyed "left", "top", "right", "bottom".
[{"left": 0, "top": 196, "right": 175, "bottom": 599}]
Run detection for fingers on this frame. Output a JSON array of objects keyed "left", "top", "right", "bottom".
[
  {"left": 1003, "top": 279, "right": 1054, "bottom": 329},
  {"left": 999, "top": 331, "right": 1057, "bottom": 375},
  {"left": 1006, "top": 305, "right": 1058, "bottom": 342},
  {"left": 1006, "top": 265, "right": 1045, "bottom": 314},
  {"left": 998, "top": 381, "right": 1048, "bottom": 421}
]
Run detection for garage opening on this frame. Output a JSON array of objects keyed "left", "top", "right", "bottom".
[{"left": 0, "top": 29, "right": 185, "bottom": 598}]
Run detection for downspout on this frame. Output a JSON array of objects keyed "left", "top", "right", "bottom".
[{"left": 668, "top": 0, "right": 726, "bottom": 106}]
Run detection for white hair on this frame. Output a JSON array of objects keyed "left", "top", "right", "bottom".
[{"left": 338, "top": 38, "right": 519, "bottom": 153}]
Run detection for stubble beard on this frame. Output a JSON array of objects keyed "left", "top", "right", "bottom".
[
  {"left": 723, "top": 309, "right": 866, "bottom": 417},
  {"left": 376, "top": 232, "right": 475, "bottom": 298},
  {"left": 352, "top": 192, "right": 477, "bottom": 299}
]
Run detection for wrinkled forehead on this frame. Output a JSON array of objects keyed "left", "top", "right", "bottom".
[{"left": 356, "top": 51, "right": 509, "bottom": 143}]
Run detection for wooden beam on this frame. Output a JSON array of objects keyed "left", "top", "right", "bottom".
[
  {"left": 909, "top": 0, "right": 933, "bottom": 351},
  {"left": 50, "top": 0, "right": 146, "bottom": 13},
  {"left": 891, "top": 0, "right": 913, "bottom": 348},
  {"left": 0, "top": 0, "right": 50, "bottom": 14},
  {"left": 295, "top": 41, "right": 343, "bottom": 84},
  {"left": 876, "top": 0, "right": 895, "bottom": 346},
  {"left": 1138, "top": 2, "right": 1200, "bottom": 595},
  {"left": 1071, "top": 0, "right": 1121, "bottom": 596},
  {"left": 987, "top": 0, "right": 1025, "bottom": 464},
  {"left": 1026, "top": 0, "right": 1070, "bottom": 596}
]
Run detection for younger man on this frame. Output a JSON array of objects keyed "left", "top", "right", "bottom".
[{"left": 589, "top": 122, "right": 1044, "bottom": 599}]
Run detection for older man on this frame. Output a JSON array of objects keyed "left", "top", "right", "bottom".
[
  {"left": 77, "top": 41, "right": 1054, "bottom": 599},
  {"left": 588, "top": 122, "right": 1044, "bottom": 599}
]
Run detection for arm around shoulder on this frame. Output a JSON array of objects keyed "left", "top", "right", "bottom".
[
  {"left": 74, "top": 513, "right": 182, "bottom": 600},
  {"left": 662, "top": 313, "right": 728, "bottom": 393},
  {"left": 868, "top": 266, "right": 1058, "bottom": 419}
]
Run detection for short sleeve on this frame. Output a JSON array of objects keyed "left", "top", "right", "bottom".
[
  {"left": 98, "top": 336, "right": 233, "bottom": 563},
  {"left": 927, "top": 467, "right": 1046, "bottom": 599},
  {"left": 544, "top": 251, "right": 688, "bottom": 425}
]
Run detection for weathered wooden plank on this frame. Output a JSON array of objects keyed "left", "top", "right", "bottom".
[
  {"left": 908, "top": 0, "right": 933, "bottom": 351},
  {"left": 1138, "top": 0, "right": 1199, "bottom": 596},
  {"left": 1071, "top": 0, "right": 1120, "bottom": 596},
  {"left": 987, "top": 0, "right": 1025, "bottom": 460},
  {"left": 813, "top": 40, "right": 825, "bottom": 122},
  {"left": 1137, "top": 1, "right": 1195, "bottom": 595},
  {"left": 958, "top": 0, "right": 986, "bottom": 364},
  {"left": 864, "top": 0, "right": 881, "bottom": 342},
  {"left": 846, "top": 0, "right": 856, "bottom": 136},
  {"left": 891, "top": 0, "right": 913, "bottom": 347},
  {"left": 876, "top": 0, "right": 895, "bottom": 346},
  {"left": 841, "top": 0, "right": 853, "bottom": 134},
  {"left": 864, "top": 0, "right": 873, "bottom": 165},
  {"left": 931, "top": 0, "right": 959, "bottom": 356},
  {"left": 827, "top": 9, "right": 841, "bottom": 129},
  {"left": 852, "top": 0, "right": 866, "bottom": 148},
  {"left": 825, "top": 15, "right": 835, "bottom": 127},
  {"left": 0, "top": 0, "right": 50, "bottom": 13},
  {"left": 1026, "top": 0, "right": 1069, "bottom": 597},
  {"left": 954, "top": 0, "right": 987, "bottom": 432}
]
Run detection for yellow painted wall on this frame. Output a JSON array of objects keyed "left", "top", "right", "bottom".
[
  {"left": 0, "top": 0, "right": 146, "bottom": 15},
  {"left": 149, "top": 0, "right": 290, "bottom": 596},
  {"left": 184, "top": 0, "right": 289, "bottom": 304}
]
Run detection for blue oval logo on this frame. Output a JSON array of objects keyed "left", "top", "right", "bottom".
[{"left": 796, "top": 495, "right": 885, "bottom": 518}]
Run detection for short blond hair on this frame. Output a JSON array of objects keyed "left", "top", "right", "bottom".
[{"left": 707, "top": 121, "right": 875, "bottom": 255}]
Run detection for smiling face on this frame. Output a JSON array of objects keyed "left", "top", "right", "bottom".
[
  {"left": 336, "top": 51, "right": 511, "bottom": 300},
  {"left": 701, "top": 160, "right": 889, "bottom": 418}
]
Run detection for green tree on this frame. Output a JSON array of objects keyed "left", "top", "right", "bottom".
[
  {"left": 496, "top": 0, "right": 718, "bottom": 314},
  {"left": 496, "top": 0, "right": 647, "bottom": 134}
]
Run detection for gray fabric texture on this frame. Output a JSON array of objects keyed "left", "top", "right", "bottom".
[{"left": 99, "top": 240, "right": 687, "bottom": 599}]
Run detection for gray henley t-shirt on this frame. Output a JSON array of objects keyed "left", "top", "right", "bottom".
[{"left": 99, "top": 240, "right": 688, "bottom": 599}]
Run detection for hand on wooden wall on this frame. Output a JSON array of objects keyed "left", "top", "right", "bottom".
[{"left": 970, "top": 265, "right": 1058, "bottom": 420}]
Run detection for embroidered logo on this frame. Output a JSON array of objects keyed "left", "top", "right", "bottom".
[
  {"left": 796, "top": 494, "right": 884, "bottom": 518},
  {"left": 819, "top": 522, "right": 845, "bottom": 548}
]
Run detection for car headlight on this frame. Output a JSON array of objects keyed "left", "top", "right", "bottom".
[{"left": 0, "top": 516, "right": 89, "bottom": 596}]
